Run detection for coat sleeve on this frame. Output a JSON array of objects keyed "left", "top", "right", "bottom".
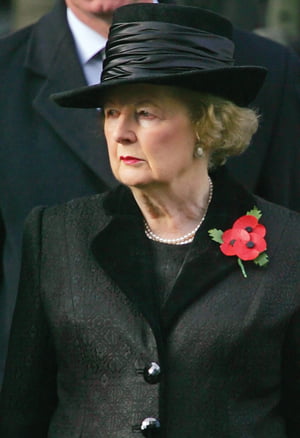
[
  {"left": 0, "top": 207, "right": 57, "bottom": 438},
  {"left": 281, "top": 308, "right": 300, "bottom": 437}
]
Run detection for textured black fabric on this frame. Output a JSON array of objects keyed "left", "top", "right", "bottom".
[
  {"left": 112, "top": 2, "right": 232, "bottom": 37},
  {"left": 0, "top": 170, "right": 300, "bottom": 437},
  {"left": 102, "top": 22, "right": 234, "bottom": 83},
  {"left": 149, "top": 240, "right": 190, "bottom": 307}
]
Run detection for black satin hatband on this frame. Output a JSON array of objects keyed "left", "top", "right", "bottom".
[{"left": 102, "top": 21, "right": 235, "bottom": 82}]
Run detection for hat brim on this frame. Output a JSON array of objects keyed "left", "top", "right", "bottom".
[{"left": 51, "top": 66, "right": 267, "bottom": 108}]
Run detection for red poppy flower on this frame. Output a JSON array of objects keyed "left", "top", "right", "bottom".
[
  {"left": 232, "top": 214, "right": 266, "bottom": 238},
  {"left": 208, "top": 207, "right": 269, "bottom": 278},
  {"left": 221, "top": 228, "right": 249, "bottom": 256},
  {"left": 221, "top": 214, "right": 267, "bottom": 261},
  {"left": 221, "top": 228, "right": 267, "bottom": 261}
]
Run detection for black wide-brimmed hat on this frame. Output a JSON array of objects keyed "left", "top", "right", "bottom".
[{"left": 52, "top": 3, "right": 267, "bottom": 108}]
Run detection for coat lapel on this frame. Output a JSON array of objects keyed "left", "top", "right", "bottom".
[
  {"left": 91, "top": 187, "right": 163, "bottom": 344},
  {"left": 25, "top": 0, "right": 117, "bottom": 188},
  {"left": 161, "top": 168, "right": 257, "bottom": 330}
]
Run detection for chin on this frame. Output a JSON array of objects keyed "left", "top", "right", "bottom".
[
  {"left": 118, "top": 176, "right": 154, "bottom": 189},
  {"left": 116, "top": 169, "right": 152, "bottom": 188},
  {"left": 119, "top": 179, "right": 149, "bottom": 188}
]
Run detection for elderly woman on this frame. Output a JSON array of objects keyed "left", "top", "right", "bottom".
[{"left": 0, "top": 3, "right": 299, "bottom": 438}]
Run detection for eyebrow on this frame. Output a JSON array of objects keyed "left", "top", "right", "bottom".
[
  {"left": 136, "top": 99, "right": 156, "bottom": 105},
  {"left": 104, "top": 98, "right": 160, "bottom": 108}
]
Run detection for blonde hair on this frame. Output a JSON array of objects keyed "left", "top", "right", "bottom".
[{"left": 174, "top": 88, "right": 260, "bottom": 168}]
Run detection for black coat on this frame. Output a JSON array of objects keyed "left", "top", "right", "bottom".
[
  {"left": 1, "top": 0, "right": 300, "bottom": 382},
  {"left": 0, "top": 170, "right": 300, "bottom": 437}
]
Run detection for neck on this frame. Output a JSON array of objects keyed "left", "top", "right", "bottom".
[{"left": 131, "top": 173, "right": 212, "bottom": 241}]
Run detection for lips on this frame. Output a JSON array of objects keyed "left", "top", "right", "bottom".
[{"left": 120, "top": 156, "right": 143, "bottom": 164}]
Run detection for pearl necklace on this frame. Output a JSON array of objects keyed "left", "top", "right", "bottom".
[{"left": 144, "top": 177, "right": 213, "bottom": 245}]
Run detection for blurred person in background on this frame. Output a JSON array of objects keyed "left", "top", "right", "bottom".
[
  {"left": 174, "top": 0, "right": 267, "bottom": 31},
  {"left": 0, "top": 0, "right": 300, "bottom": 390}
]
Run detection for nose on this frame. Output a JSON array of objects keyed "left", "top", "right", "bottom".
[{"left": 113, "top": 115, "right": 137, "bottom": 145}]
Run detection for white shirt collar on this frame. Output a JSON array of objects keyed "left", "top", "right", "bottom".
[
  {"left": 67, "top": 8, "right": 107, "bottom": 65},
  {"left": 67, "top": 0, "right": 159, "bottom": 65}
]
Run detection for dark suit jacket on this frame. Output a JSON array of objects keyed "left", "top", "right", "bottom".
[
  {"left": 0, "top": 170, "right": 299, "bottom": 437},
  {"left": 0, "top": 0, "right": 117, "bottom": 379},
  {"left": 1, "top": 0, "right": 300, "bottom": 383}
]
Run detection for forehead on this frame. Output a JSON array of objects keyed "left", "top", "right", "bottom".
[{"left": 103, "top": 83, "right": 180, "bottom": 105}]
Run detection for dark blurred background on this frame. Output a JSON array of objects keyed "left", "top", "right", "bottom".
[{"left": 0, "top": 0, "right": 54, "bottom": 35}]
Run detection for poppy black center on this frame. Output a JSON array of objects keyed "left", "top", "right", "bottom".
[
  {"left": 246, "top": 241, "right": 255, "bottom": 248},
  {"left": 245, "top": 226, "right": 253, "bottom": 232}
]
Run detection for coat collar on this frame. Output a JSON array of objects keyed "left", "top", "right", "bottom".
[
  {"left": 24, "top": 0, "right": 117, "bottom": 188},
  {"left": 91, "top": 185, "right": 164, "bottom": 345},
  {"left": 91, "top": 168, "right": 257, "bottom": 333}
]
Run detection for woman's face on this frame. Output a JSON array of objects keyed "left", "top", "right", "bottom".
[
  {"left": 65, "top": 0, "right": 154, "bottom": 17},
  {"left": 103, "top": 84, "right": 199, "bottom": 189}
]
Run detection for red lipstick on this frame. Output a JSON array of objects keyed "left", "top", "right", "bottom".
[{"left": 120, "top": 156, "right": 143, "bottom": 164}]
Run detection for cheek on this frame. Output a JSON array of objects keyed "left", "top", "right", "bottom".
[
  {"left": 149, "top": 128, "right": 177, "bottom": 149},
  {"left": 106, "top": 142, "right": 118, "bottom": 167},
  {"left": 104, "top": 123, "right": 114, "bottom": 149},
  {"left": 103, "top": 121, "right": 111, "bottom": 141},
  {"left": 104, "top": 126, "right": 118, "bottom": 164},
  {"left": 149, "top": 126, "right": 193, "bottom": 156}
]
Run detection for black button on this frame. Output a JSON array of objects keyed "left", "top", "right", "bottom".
[
  {"left": 143, "top": 362, "right": 161, "bottom": 384},
  {"left": 140, "top": 417, "right": 161, "bottom": 435}
]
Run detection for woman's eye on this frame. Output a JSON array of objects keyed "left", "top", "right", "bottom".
[
  {"left": 138, "top": 110, "right": 155, "bottom": 119},
  {"left": 104, "top": 108, "right": 119, "bottom": 118}
]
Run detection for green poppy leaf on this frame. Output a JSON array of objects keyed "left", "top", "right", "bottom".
[
  {"left": 208, "top": 228, "right": 223, "bottom": 244},
  {"left": 254, "top": 252, "right": 269, "bottom": 267},
  {"left": 246, "top": 206, "right": 262, "bottom": 220}
]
